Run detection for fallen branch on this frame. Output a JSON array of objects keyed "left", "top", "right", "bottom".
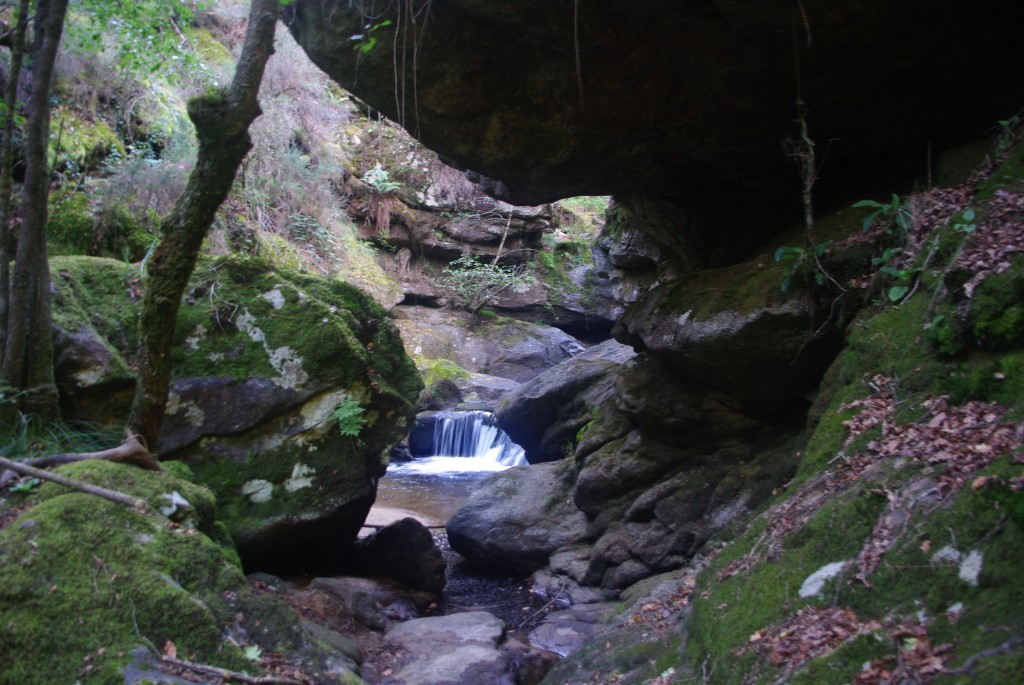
[
  {"left": 0, "top": 456, "right": 147, "bottom": 511},
  {"left": 160, "top": 655, "right": 305, "bottom": 684}
]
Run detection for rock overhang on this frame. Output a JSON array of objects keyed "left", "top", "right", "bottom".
[{"left": 284, "top": 0, "right": 1024, "bottom": 233}]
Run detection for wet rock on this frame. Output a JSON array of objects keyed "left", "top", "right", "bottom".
[
  {"left": 447, "top": 459, "right": 588, "bottom": 575},
  {"left": 500, "top": 638, "right": 559, "bottom": 685},
  {"left": 528, "top": 602, "right": 618, "bottom": 658},
  {"left": 310, "top": 576, "right": 434, "bottom": 627}
]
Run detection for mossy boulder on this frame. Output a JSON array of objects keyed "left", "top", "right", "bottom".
[
  {"left": 0, "top": 461, "right": 362, "bottom": 684},
  {"left": 48, "top": 256, "right": 423, "bottom": 574},
  {"left": 614, "top": 251, "right": 843, "bottom": 416}
]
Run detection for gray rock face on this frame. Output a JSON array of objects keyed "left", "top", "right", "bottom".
[
  {"left": 395, "top": 306, "right": 583, "bottom": 383},
  {"left": 528, "top": 603, "right": 617, "bottom": 658},
  {"left": 446, "top": 459, "right": 589, "bottom": 576},
  {"left": 461, "top": 343, "right": 806, "bottom": 590},
  {"left": 614, "top": 259, "right": 842, "bottom": 415},
  {"left": 383, "top": 612, "right": 514, "bottom": 685}
]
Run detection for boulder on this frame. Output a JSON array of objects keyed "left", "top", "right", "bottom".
[
  {"left": 48, "top": 256, "right": 423, "bottom": 575},
  {"left": 309, "top": 575, "right": 436, "bottom": 629},
  {"left": 446, "top": 459, "right": 589, "bottom": 575},
  {"left": 614, "top": 254, "right": 842, "bottom": 415},
  {"left": 380, "top": 612, "right": 515, "bottom": 685},
  {"left": 494, "top": 344, "right": 631, "bottom": 463},
  {"left": 347, "top": 518, "right": 446, "bottom": 593}
]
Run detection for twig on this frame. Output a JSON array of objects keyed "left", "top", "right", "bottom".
[
  {"left": 517, "top": 574, "right": 569, "bottom": 629},
  {"left": 0, "top": 456, "right": 147, "bottom": 511},
  {"left": 944, "top": 635, "right": 1024, "bottom": 676},
  {"left": 159, "top": 655, "right": 304, "bottom": 684}
]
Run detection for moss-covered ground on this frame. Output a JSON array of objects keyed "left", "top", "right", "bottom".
[{"left": 0, "top": 461, "right": 363, "bottom": 684}]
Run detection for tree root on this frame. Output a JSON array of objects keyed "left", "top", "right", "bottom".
[{"left": 0, "top": 433, "right": 160, "bottom": 488}]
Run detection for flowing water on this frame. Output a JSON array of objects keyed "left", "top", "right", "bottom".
[{"left": 368, "top": 411, "right": 548, "bottom": 632}]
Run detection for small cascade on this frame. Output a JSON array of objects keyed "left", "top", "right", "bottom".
[
  {"left": 391, "top": 411, "right": 527, "bottom": 475},
  {"left": 432, "top": 411, "right": 526, "bottom": 466}
]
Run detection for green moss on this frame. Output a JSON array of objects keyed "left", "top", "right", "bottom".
[
  {"left": 49, "top": 256, "right": 143, "bottom": 360},
  {"left": 49, "top": 106, "right": 124, "bottom": 172},
  {"left": 195, "top": 28, "right": 234, "bottom": 67},
  {"left": 47, "top": 192, "right": 96, "bottom": 256},
  {"left": 48, "top": 194, "right": 153, "bottom": 260},
  {"left": 0, "top": 463, "right": 251, "bottom": 683},
  {"left": 421, "top": 358, "right": 470, "bottom": 387},
  {"left": 970, "top": 256, "right": 1024, "bottom": 350}
]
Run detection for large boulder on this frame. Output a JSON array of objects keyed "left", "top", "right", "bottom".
[
  {"left": 48, "top": 256, "right": 423, "bottom": 575},
  {"left": 614, "top": 251, "right": 843, "bottom": 416},
  {"left": 446, "top": 459, "right": 589, "bottom": 576},
  {"left": 0, "top": 461, "right": 360, "bottom": 684},
  {"left": 494, "top": 339, "right": 636, "bottom": 463}
]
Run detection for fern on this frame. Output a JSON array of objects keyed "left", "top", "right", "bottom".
[{"left": 330, "top": 397, "right": 365, "bottom": 437}]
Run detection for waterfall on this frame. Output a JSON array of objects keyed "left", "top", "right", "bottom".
[
  {"left": 432, "top": 411, "right": 527, "bottom": 466},
  {"left": 392, "top": 411, "right": 527, "bottom": 475}
]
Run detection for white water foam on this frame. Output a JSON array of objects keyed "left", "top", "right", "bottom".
[{"left": 391, "top": 411, "right": 527, "bottom": 476}]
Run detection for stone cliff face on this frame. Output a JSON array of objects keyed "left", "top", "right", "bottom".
[{"left": 286, "top": 0, "right": 1024, "bottom": 264}]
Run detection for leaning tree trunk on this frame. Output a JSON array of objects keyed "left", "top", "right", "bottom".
[
  {"left": 1, "top": 0, "right": 68, "bottom": 422},
  {"left": 126, "top": 0, "right": 279, "bottom": 450}
]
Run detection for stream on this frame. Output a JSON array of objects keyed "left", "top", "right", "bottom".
[{"left": 365, "top": 411, "right": 551, "bottom": 634}]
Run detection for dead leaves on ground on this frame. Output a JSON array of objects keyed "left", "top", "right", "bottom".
[
  {"left": 744, "top": 606, "right": 880, "bottom": 673},
  {"left": 745, "top": 608, "right": 954, "bottom": 684}
]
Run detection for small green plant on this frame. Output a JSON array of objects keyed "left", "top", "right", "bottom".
[
  {"left": 996, "top": 112, "right": 1023, "bottom": 155},
  {"left": 952, "top": 207, "right": 977, "bottom": 234},
  {"left": 362, "top": 164, "right": 401, "bottom": 193},
  {"left": 853, "top": 193, "right": 914, "bottom": 234},
  {"left": 330, "top": 397, "right": 365, "bottom": 437},
  {"left": 870, "top": 246, "right": 919, "bottom": 302},
  {"left": 773, "top": 241, "right": 831, "bottom": 292},
  {"left": 349, "top": 19, "right": 393, "bottom": 54},
  {"left": 9, "top": 478, "right": 41, "bottom": 494},
  {"left": 438, "top": 255, "right": 536, "bottom": 316},
  {"left": 243, "top": 644, "right": 262, "bottom": 661}
]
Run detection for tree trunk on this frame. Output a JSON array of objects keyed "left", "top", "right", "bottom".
[
  {"left": 0, "top": 0, "right": 30, "bottom": 361},
  {"left": 0, "top": 0, "right": 67, "bottom": 422},
  {"left": 126, "top": 0, "right": 279, "bottom": 450}
]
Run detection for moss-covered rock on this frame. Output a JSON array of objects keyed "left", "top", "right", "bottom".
[
  {"left": 0, "top": 461, "right": 361, "bottom": 684},
  {"left": 48, "top": 255, "right": 423, "bottom": 574}
]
